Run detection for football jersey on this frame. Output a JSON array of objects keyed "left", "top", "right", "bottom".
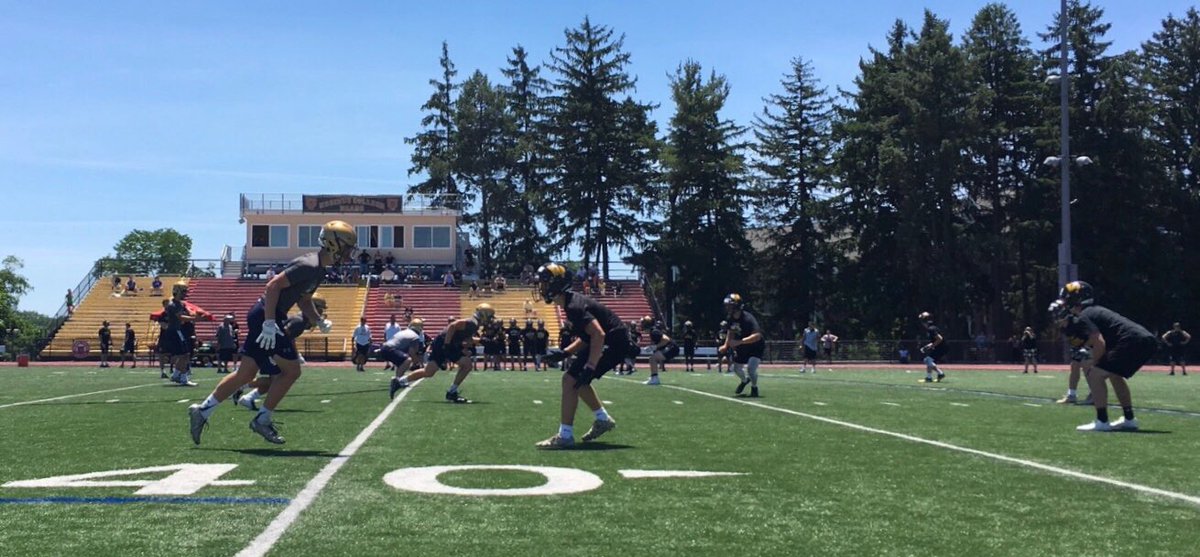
[
  {"left": 730, "top": 311, "right": 763, "bottom": 347},
  {"left": 275, "top": 253, "right": 327, "bottom": 316},
  {"left": 562, "top": 292, "right": 625, "bottom": 334},
  {"left": 384, "top": 328, "right": 425, "bottom": 353},
  {"left": 1078, "top": 305, "right": 1154, "bottom": 346}
]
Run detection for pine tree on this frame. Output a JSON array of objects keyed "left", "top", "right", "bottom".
[
  {"left": 498, "top": 45, "right": 552, "bottom": 270},
  {"left": 544, "top": 18, "right": 659, "bottom": 276},
  {"left": 661, "top": 60, "right": 751, "bottom": 330},
  {"left": 750, "top": 57, "right": 833, "bottom": 331},
  {"left": 453, "top": 70, "right": 515, "bottom": 277},
  {"left": 961, "top": 3, "right": 1045, "bottom": 337},
  {"left": 406, "top": 42, "right": 463, "bottom": 211}
]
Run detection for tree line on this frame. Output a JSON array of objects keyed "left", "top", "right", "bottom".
[{"left": 406, "top": 1, "right": 1200, "bottom": 341}]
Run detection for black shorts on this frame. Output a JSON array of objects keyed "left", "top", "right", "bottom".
[
  {"left": 655, "top": 343, "right": 680, "bottom": 363},
  {"left": 218, "top": 348, "right": 236, "bottom": 361},
  {"left": 508, "top": 344, "right": 521, "bottom": 356},
  {"left": 122, "top": 341, "right": 135, "bottom": 354},
  {"left": 161, "top": 330, "right": 189, "bottom": 356},
  {"left": 355, "top": 343, "right": 371, "bottom": 358},
  {"left": 380, "top": 345, "right": 411, "bottom": 368},
  {"left": 429, "top": 335, "right": 469, "bottom": 370},
  {"left": 567, "top": 327, "right": 637, "bottom": 382},
  {"left": 734, "top": 342, "right": 765, "bottom": 365},
  {"left": 803, "top": 346, "right": 817, "bottom": 360},
  {"left": 100, "top": 343, "right": 112, "bottom": 355},
  {"left": 683, "top": 342, "right": 695, "bottom": 358},
  {"left": 1095, "top": 337, "right": 1156, "bottom": 379},
  {"left": 484, "top": 341, "right": 502, "bottom": 356},
  {"left": 240, "top": 301, "right": 297, "bottom": 375},
  {"left": 1169, "top": 348, "right": 1186, "bottom": 365}
]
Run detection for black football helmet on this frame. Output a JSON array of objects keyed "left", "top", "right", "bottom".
[
  {"left": 536, "top": 263, "right": 572, "bottom": 303},
  {"left": 723, "top": 293, "right": 744, "bottom": 317},
  {"left": 1059, "top": 281, "right": 1094, "bottom": 308}
]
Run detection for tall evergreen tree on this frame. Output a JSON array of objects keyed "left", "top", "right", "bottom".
[
  {"left": 498, "top": 45, "right": 552, "bottom": 269},
  {"left": 750, "top": 57, "right": 834, "bottom": 332},
  {"left": 544, "top": 18, "right": 659, "bottom": 276},
  {"left": 406, "top": 42, "right": 464, "bottom": 211},
  {"left": 1142, "top": 8, "right": 1200, "bottom": 321},
  {"left": 961, "top": 3, "right": 1045, "bottom": 337},
  {"left": 453, "top": 70, "right": 515, "bottom": 277},
  {"left": 660, "top": 60, "right": 751, "bottom": 330}
]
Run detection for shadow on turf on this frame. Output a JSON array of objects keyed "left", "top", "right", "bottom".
[
  {"left": 194, "top": 447, "right": 340, "bottom": 458},
  {"left": 564, "top": 443, "right": 634, "bottom": 451}
]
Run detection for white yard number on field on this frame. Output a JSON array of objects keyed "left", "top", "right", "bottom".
[{"left": 2, "top": 464, "right": 254, "bottom": 495}]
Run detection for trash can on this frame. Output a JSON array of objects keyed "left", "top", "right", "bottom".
[{"left": 17, "top": 353, "right": 30, "bottom": 367}]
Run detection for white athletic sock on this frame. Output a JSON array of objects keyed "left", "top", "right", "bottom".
[
  {"left": 199, "top": 394, "right": 220, "bottom": 419},
  {"left": 558, "top": 424, "right": 574, "bottom": 439},
  {"left": 1068, "top": 389, "right": 1077, "bottom": 397},
  {"left": 594, "top": 408, "right": 611, "bottom": 422},
  {"left": 246, "top": 390, "right": 264, "bottom": 402},
  {"left": 255, "top": 408, "right": 273, "bottom": 424}
]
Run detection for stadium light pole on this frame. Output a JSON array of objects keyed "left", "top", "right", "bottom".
[{"left": 1054, "top": 0, "right": 1073, "bottom": 288}]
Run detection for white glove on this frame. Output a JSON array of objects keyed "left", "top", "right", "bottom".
[
  {"left": 318, "top": 319, "right": 333, "bottom": 334},
  {"left": 257, "top": 320, "right": 282, "bottom": 350}
]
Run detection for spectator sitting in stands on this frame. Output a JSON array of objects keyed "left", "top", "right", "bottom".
[
  {"left": 468, "top": 280, "right": 479, "bottom": 299},
  {"left": 452, "top": 268, "right": 463, "bottom": 283},
  {"left": 403, "top": 306, "right": 414, "bottom": 322},
  {"left": 111, "top": 274, "right": 122, "bottom": 292},
  {"left": 520, "top": 264, "right": 535, "bottom": 285},
  {"left": 125, "top": 276, "right": 138, "bottom": 295},
  {"left": 598, "top": 279, "right": 607, "bottom": 296},
  {"left": 150, "top": 276, "right": 163, "bottom": 295},
  {"left": 442, "top": 271, "right": 455, "bottom": 288},
  {"left": 493, "top": 275, "right": 506, "bottom": 292},
  {"left": 373, "top": 251, "right": 384, "bottom": 275},
  {"left": 615, "top": 282, "right": 624, "bottom": 296},
  {"left": 265, "top": 265, "right": 278, "bottom": 280},
  {"left": 326, "top": 267, "right": 342, "bottom": 284},
  {"left": 581, "top": 281, "right": 590, "bottom": 296},
  {"left": 381, "top": 266, "right": 397, "bottom": 284},
  {"left": 385, "top": 252, "right": 396, "bottom": 267}
]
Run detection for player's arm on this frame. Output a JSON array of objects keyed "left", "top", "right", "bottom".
[
  {"left": 741, "top": 331, "right": 762, "bottom": 345},
  {"left": 1183, "top": 331, "right": 1192, "bottom": 344},
  {"left": 1162, "top": 331, "right": 1171, "bottom": 343},
  {"left": 657, "top": 334, "right": 672, "bottom": 349},
  {"left": 297, "top": 294, "right": 320, "bottom": 326},
  {"left": 582, "top": 320, "right": 605, "bottom": 368},
  {"left": 931, "top": 332, "right": 944, "bottom": 347},
  {"left": 1086, "top": 331, "right": 1106, "bottom": 362},
  {"left": 262, "top": 272, "right": 292, "bottom": 318}
]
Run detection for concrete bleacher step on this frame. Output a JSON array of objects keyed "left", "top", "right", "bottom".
[
  {"left": 42, "top": 275, "right": 181, "bottom": 358},
  {"left": 363, "top": 284, "right": 462, "bottom": 342}
]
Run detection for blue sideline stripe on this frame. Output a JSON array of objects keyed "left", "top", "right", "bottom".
[{"left": 0, "top": 496, "right": 289, "bottom": 505}]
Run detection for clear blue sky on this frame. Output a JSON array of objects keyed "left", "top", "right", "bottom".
[{"left": 2, "top": 0, "right": 1193, "bottom": 315}]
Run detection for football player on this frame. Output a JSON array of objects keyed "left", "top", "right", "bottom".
[
  {"left": 1020, "top": 326, "right": 1038, "bottom": 374},
  {"left": 234, "top": 295, "right": 328, "bottom": 411},
  {"left": 680, "top": 320, "right": 697, "bottom": 372},
  {"left": 1162, "top": 322, "right": 1191, "bottom": 376},
  {"left": 640, "top": 315, "right": 679, "bottom": 385},
  {"left": 917, "top": 311, "right": 947, "bottom": 383},
  {"left": 535, "top": 263, "right": 629, "bottom": 449},
  {"left": 386, "top": 318, "right": 427, "bottom": 399},
  {"left": 188, "top": 220, "right": 354, "bottom": 445},
  {"left": 163, "top": 282, "right": 200, "bottom": 385},
  {"left": 391, "top": 303, "right": 494, "bottom": 403},
  {"left": 1061, "top": 281, "right": 1157, "bottom": 432},
  {"left": 719, "top": 294, "right": 765, "bottom": 397}
]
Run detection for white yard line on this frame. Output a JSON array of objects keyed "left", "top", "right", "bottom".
[
  {"left": 649, "top": 381, "right": 1200, "bottom": 508},
  {"left": 235, "top": 379, "right": 422, "bottom": 557},
  {"left": 0, "top": 383, "right": 158, "bottom": 410}
]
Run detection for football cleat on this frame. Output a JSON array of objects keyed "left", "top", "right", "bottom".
[
  {"left": 1076, "top": 420, "right": 1113, "bottom": 432},
  {"left": 1055, "top": 394, "right": 1077, "bottom": 404},
  {"left": 921, "top": 377, "right": 934, "bottom": 383},
  {"left": 750, "top": 386, "right": 760, "bottom": 398},
  {"left": 249, "top": 416, "right": 285, "bottom": 444},
  {"left": 535, "top": 434, "right": 576, "bottom": 450},
  {"left": 581, "top": 419, "right": 616, "bottom": 442},
  {"left": 1110, "top": 417, "right": 1139, "bottom": 431},
  {"left": 643, "top": 375, "right": 661, "bottom": 386},
  {"left": 389, "top": 378, "right": 406, "bottom": 400},
  {"left": 446, "top": 391, "right": 470, "bottom": 404},
  {"left": 935, "top": 373, "right": 945, "bottom": 383},
  {"left": 187, "top": 404, "right": 208, "bottom": 445},
  {"left": 735, "top": 379, "right": 750, "bottom": 395}
]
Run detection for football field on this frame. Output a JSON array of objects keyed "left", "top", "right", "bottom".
[{"left": 2, "top": 364, "right": 1200, "bottom": 556}]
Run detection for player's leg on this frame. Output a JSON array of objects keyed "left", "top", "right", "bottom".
[
  {"left": 1059, "top": 360, "right": 1083, "bottom": 403},
  {"left": 731, "top": 356, "right": 749, "bottom": 395},
  {"left": 249, "top": 356, "right": 298, "bottom": 444},
  {"left": 189, "top": 355, "right": 262, "bottom": 444},
  {"left": 446, "top": 356, "right": 473, "bottom": 402},
  {"left": 746, "top": 356, "right": 762, "bottom": 397},
  {"left": 644, "top": 351, "right": 662, "bottom": 385},
  {"left": 1077, "top": 367, "right": 1112, "bottom": 431}
]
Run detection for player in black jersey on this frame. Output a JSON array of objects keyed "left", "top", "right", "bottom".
[
  {"left": 392, "top": 303, "right": 494, "bottom": 403},
  {"left": 119, "top": 322, "right": 137, "bottom": 368},
  {"left": 1020, "top": 327, "right": 1038, "bottom": 374},
  {"left": 719, "top": 294, "right": 765, "bottom": 397},
  {"left": 1061, "top": 281, "right": 1156, "bottom": 432},
  {"left": 640, "top": 315, "right": 679, "bottom": 385},
  {"left": 189, "top": 220, "right": 355, "bottom": 445},
  {"left": 506, "top": 318, "right": 523, "bottom": 371},
  {"left": 557, "top": 321, "right": 575, "bottom": 371},
  {"left": 917, "top": 312, "right": 947, "bottom": 383},
  {"left": 1050, "top": 299, "right": 1093, "bottom": 405},
  {"left": 97, "top": 321, "right": 113, "bottom": 368},
  {"left": 533, "top": 320, "right": 550, "bottom": 371},
  {"left": 1162, "top": 322, "right": 1191, "bottom": 376},
  {"left": 681, "top": 321, "right": 698, "bottom": 372},
  {"left": 534, "top": 263, "right": 628, "bottom": 449}
]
